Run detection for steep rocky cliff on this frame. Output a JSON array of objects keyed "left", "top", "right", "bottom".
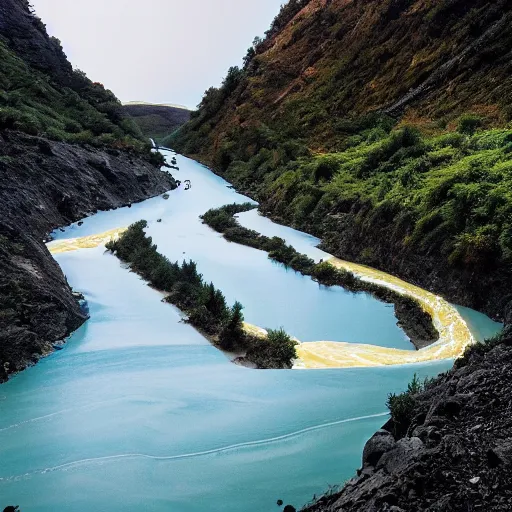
[
  {"left": 0, "top": 132, "right": 175, "bottom": 383},
  {"left": 301, "top": 328, "right": 512, "bottom": 512},
  {"left": 0, "top": 1, "right": 176, "bottom": 382},
  {"left": 0, "top": 0, "right": 72, "bottom": 82}
]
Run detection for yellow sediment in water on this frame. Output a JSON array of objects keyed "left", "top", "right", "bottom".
[
  {"left": 294, "top": 257, "right": 474, "bottom": 369},
  {"left": 243, "top": 323, "right": 268, "bottom": 338},
  {"left": 47, "top": 230, "right": 475, "bottom": 369},
  {"left": 47, "top": 228, "right": 127, "bottom": 255}
]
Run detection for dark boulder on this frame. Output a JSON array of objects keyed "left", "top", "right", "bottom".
[{"left": 362, "top": 429, "right": 396, "bottom": 467}]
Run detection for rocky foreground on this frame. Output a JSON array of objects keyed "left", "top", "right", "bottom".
[
  {"left": 0, "top": 131, "right": 175, "bottom": 382},
  {"left": 302, "top": 328, "right": 512, "bottom": 512}
]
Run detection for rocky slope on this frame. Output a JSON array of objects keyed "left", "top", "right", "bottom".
[
  {"left": 0, "top": 0, "right": 72, "bottom": 83},
  {"left": 175, "top": 0, "right": 512, "bottom": 149},
  {"left": 0, "top": 131, "right": 175, "bottom": 382},
  {"left": 301, "top": 328, "right": 512, "bottom": 512},
  {"left": 0, "top": 0, "right": 176, "bottom": 382}
]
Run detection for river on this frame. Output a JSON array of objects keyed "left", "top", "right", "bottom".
[{"left": 0, "top": 153, "right": 502, "bottom": 511}]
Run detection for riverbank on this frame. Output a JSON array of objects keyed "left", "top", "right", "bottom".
[{"left": 295, "top": 256, "right": 476, "bottom": 369}]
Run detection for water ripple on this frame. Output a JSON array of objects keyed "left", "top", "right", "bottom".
[{"left": 0, "top": 412, "right": 387, "bottom": 482}]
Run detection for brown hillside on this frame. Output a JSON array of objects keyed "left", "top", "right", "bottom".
[{"left": 200, "top": 0, "right": 512, "bottom": 152}]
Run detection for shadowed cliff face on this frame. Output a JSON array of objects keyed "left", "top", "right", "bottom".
[{"left": 0, "top": 132, "right": 175, "bottom": 383}]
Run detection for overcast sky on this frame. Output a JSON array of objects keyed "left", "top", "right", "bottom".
[{"left": 31, "top": 0, "right": 284, "bottom": 109}]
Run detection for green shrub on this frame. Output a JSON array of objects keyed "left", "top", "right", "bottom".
[
  {"left": 246, "top": 328, "right": 297, "bottom": 369},
  {"left": 268, "top": 241, "right": 298, "bottom": 266},
  {"left": 310, "top": 261, "right": 342, "bottom": 285},
  {"left": 432, "top": 132, "right": 466, "bottom": 149},
  {"left": 201, "top": 203, "right": 257, "bottom": 232},
  {"left": 64, "top": 119, "right": 82, "bottom": 134},
  {"left": 449, "top": 225, "right": 501, "bottom": 268},
  {"left": 289, "top": 253, "right": 315, "bottom": 274},
  {"left": 314, "top": 157, "right": 338, "bottom": 183},
  {"left": 223, "top": 226, "right": 262, "bottom": 248},
  {"left": 386, "top": 373, "right": 423, "bottom": 438},
  {"left": 149, "top": 151, "right": 165, "bottom": 167},
  {"left": 458, "top": 114, "right": 483, "bottom": 135},
  {"left": 219, "top": 301, "right": 245, "bottom": 350}
]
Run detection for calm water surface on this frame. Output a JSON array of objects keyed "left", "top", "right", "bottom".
[{"left": 0, "top": 154, "right": 501, "bottom": 511}]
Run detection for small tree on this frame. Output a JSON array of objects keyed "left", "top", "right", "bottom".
[
  {"left": 243, "top": 47, "right": 256, "bottom": 68},
  {"left": 221, "top": 66, "right": 244, "bottom": 96},
  {"left": 219, "top": 301, "right": 245, "bottom": 350},
  {"left": 311, "top": 261, "right": 340, "bottom": 285},
  {"left": 202, "top": 282, "right": 229, "bottom": 319},
  {"left": 181, "top": 260, "right": 202, "bottom": 284},
  {"left": 266, "top": 328, "right": 297, "bottom": 366}
]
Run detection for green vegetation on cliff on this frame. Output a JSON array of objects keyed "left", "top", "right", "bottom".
[
  {"left": 0, "top": 0, "right": 148, "bottom": 152},
  {"left": 169, "top": 0, "right": 512, "bottom": 320},
  {"left": 189, "top": 119, "right": 512, "bottom": 290},
  {"left": 106, "top": 221, "right": 297, "bottom": 368},
  {"left": 0, "top": 39, "right": 146, "bottom": 150}
]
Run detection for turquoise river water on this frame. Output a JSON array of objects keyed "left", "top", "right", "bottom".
[{"left": 0, "top": 153, "right": 502, "bottom": 511}]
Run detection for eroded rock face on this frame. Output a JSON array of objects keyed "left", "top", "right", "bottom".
[
  {"left": 0, "top": 131, "right": 175, "bottom": 382},
  {"left": 302, "top": 334, "right": 512, "bottom": 512}
]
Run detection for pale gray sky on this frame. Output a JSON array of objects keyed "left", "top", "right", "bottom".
[{"left": 31, "top": 0, "right": 284, "bottom": 109}]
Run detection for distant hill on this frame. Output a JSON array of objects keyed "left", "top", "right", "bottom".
[{"left": 122, "top": 102, "right": 192, "bottom": 142}]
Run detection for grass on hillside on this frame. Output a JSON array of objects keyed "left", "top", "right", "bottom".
[
  {"left": 0, "top": 40, "right": 147, "bottom": 151},
  {"left": 173, "top": 103, "right": 512, "bottom": 277}
]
